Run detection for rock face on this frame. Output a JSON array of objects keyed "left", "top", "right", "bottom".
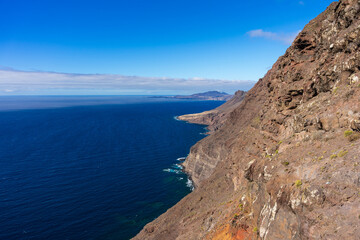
[
  {"left": 179, "top": 90, "right": 247, "bottom": 187},
  {"left": 134, "top": 1, "right": 360, "bottom": 239}
]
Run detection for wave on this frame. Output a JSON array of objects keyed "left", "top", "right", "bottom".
[
  {"left": 186, "top": 178, "right": 194, "bottom": 191},
  {"left": 173, "top": 164, "right": 183, "bottom": 170},
  {"left": 162, "top": 168, "right": 181, "bottom": 174}
]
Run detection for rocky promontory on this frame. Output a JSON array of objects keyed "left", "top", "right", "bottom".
[
  {"left": 134, "top": 0, "right": 360, "bottom": 239},
  {"left": 153, "top": 91, "right": 234, "bottom": 101},
  {"left": 174, "top": 91, "right": 233, "bottom": 101},
  {"left": 177, "top": 90, "right": 246, "bottom": 133}
]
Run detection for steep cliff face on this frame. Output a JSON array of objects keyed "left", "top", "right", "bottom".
[
  {"left": 134, "top": 0, "right": 360, "bottom": 239},
  {"left": 179, "top": 90, "right": 246, "bottom": 187},
  {"left": 178, "top": 90, "right": 246, "bottom": 187}
]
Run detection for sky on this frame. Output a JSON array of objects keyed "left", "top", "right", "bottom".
[{"left": 0, "top": 0, "right": 334, "bottom": 95}]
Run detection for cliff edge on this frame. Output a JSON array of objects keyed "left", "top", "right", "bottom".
[
  {"left": 177, "top": 90, "right": 246, "bottom": 133},
  {"left": 134, "top": 0, "right": 360, "bottom": 239}
]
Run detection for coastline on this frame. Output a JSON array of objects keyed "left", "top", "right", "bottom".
[
  {"left": 162, "top": 112, "right": 213, "bottom": 192},
  {"left": 175, "top": 114, "right": 213, "bottom": 190},
  {"left": 134, "top": 1, "right": 360, "bottom": 239}
]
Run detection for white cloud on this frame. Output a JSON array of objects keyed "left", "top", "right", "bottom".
[
  {"left": 0, "top": 69, "right": 256, "bottom": 95},
  {"left": 247, "top": 29, "right": 300, "bottom": 45}
]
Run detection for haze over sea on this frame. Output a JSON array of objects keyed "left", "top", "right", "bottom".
[{"left": 0, "top": 96, "right": 223, "bottom": 240}]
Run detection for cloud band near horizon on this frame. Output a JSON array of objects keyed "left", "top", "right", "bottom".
[{"left": 0, "top": 69, "right": 256, "bottom": 95}]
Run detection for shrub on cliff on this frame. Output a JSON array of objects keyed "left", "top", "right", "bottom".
[{"left": 344, "top": 130, "right": 360, "bottom": 142}]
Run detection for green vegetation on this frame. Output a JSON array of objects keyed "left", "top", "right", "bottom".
[
  {"left": 282, "top": 161, "right": 290, "bottom": 166},
  {"left": 344, "top": 130, "right": 353, "bottom": 137},
  {"left": 344, "top": 130, "right": 360, "bottom": 141},
  {"left": 295, "top": 180, "right": 302, "bottom": 187},
  {"left": 338, "top": 150, "right": 348, "bottom": 157},
  {"left": 330, "top": 154, "right": 338, "bottom": 159},
  {"left": 332, "top": 87, "right": 339, "bottom": 94},
  {"left": 253, "top": 227, "right": 258, "bottom": 233}
]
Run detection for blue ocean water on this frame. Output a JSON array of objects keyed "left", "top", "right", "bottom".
[{"left": 0, "top": 96, "right": 223, "bottom": 240}]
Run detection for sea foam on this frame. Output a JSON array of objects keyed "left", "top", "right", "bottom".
[
  {"left": 186, "top": 178, "right": 194, "bottom": 191},
  {"left": 163, "top": 168, "right": 181, "bottom": 174},
  {"left": 173, "top": 164, "right": 183, "bottom": 170}
]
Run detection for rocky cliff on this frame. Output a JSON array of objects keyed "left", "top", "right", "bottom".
[
  {"left": 134, "top": 0, "right": 360, "bottom": 239},
  {"left": 179, "top": 90, "right": 246, "bottom": 187},
  {"left": 177, "top": 90, "right": 246, "bottom": 133}
]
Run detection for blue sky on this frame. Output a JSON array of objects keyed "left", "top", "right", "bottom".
[{"left": 0, "top": 0, "right": 334, "bottom": 95}]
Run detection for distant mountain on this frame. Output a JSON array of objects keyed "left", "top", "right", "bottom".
[
  {"left": 173, "top": 91, "right": 232, "bottom": 101},
  {"left": 177, "top": 90, "right": 246, "bottom": 132}
]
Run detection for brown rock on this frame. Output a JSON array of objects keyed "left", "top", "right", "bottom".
[{"left": 134, "top": 1, "right": 360, "bottom": 239}]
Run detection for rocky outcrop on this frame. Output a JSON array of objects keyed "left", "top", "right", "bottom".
[
  {"left": 178, "top": 90, "right": 247, "bottom": 132},
  {"left": 134, "top": 0, "right": 360, "bottom": 239}
]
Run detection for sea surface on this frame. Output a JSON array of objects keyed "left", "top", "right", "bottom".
[{"left": 0, "top": 96, "right": 224, "bottom": 240}]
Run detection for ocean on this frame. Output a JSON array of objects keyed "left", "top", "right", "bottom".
[{"left": 0, "top": 96, "right": 224, "bottom": 240}]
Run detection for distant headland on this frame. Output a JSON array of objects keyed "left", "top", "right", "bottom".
[{"left": 151, "top": 91, "right": 233, "bottom": 101}]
